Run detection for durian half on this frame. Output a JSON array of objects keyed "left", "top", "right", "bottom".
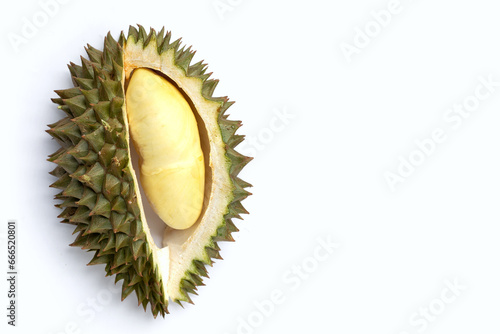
[{"left": 47, "top": 25, "right": 251, "bottom": 318}]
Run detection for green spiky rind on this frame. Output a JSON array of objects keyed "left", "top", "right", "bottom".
[
  {"left": 50, "top": 25, "right": 251, "bottom": 315},
  {"left": 49, "top": 32, "right": 168, "bottom": 318},
  {"left": 123, "top": 25, "right": 252, "bottom": 305}
]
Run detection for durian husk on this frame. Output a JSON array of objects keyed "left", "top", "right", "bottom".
[{"left": 48, "top": 25, "right": 251, "bottom": 318}]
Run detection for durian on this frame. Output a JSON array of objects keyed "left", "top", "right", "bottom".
[{"left": 47, "top": 25, "right": 251, "bottom": 318}]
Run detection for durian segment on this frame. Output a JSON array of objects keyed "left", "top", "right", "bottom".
[
  {"left": 125, "top": 68, "right": 205, "bottom": 230},
  {"left": 49, "top": 26, "right": 252, "bottom": 317}
]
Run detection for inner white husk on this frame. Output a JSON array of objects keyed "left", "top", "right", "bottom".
[{"left": 121, "top": 37, "right": 232, "bottom": 302}]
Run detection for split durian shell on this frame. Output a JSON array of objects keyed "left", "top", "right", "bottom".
[{"left": 48, "top": 25, "right": 251, "bottom": 318}]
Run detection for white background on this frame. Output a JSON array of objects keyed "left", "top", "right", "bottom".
[{"left": 2, "top": 0, "right": 500, "bottom": 333}]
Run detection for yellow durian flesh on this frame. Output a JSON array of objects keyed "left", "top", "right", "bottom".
[{"left": 125, "top": 68, "right": 205, "bottom": 230}]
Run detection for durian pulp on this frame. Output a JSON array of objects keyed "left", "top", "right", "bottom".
[{"left": 125, "top": 68, "right": 205, "bottom": 230}]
